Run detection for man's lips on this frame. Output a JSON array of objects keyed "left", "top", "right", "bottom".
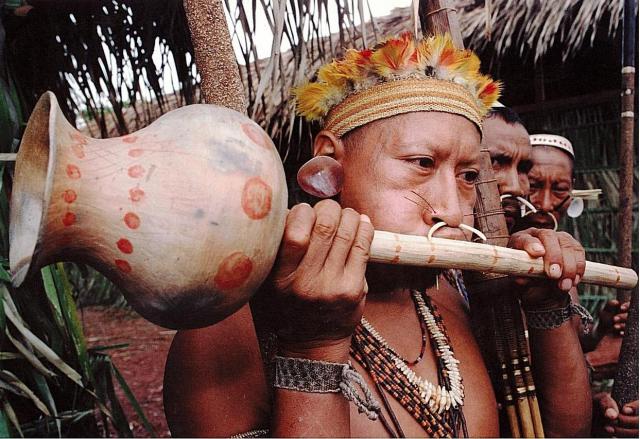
[
  {"left": 501, "top": 200, "right": 520, "bottom": 218},
  {"left": 523, "top": 213, "right": 554, "bottom": 229}
]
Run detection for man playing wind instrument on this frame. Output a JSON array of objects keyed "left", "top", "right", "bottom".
[{"left": 163, "top": 33, "right": 591, "bottom": 437}]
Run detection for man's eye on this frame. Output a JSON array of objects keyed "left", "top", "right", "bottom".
[
  {"left": 411, "top": 157, "right": 434, "bottom": 168},
  {"left": 490, "top": 155, "right": 508, "bottom": 168},
  {"left": 518, "top": 161, "right": 533, "bottom": 174},
  {"left": 529, "top": 181, "right": 543, "bottom": 189},
  {"left": 462, "top": 170, "right": 479, "bottom": 184}
]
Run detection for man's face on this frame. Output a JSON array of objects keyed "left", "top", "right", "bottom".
[
  {"left": 523, "top": 146, "right": 574, "bottom": 229},
  {"left": 337, "top": 111, "right": 481, "bottom": 241},
  {"left": 481, "top": 116, "right": 532, "bottom": 231}
]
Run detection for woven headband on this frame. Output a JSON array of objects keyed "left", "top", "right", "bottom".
[{"left": 324, "top": 78, "right": 482, "bottom": 138}]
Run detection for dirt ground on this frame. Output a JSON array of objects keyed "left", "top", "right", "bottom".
[{"left": 80, "top": 306, "right": 174, "bottom": 437}]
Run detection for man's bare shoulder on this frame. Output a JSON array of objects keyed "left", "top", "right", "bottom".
[{"left": 163, "top": 304, "right": 270, "bottom": 437}]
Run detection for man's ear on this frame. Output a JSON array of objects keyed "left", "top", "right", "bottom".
[{"left": 313, "top": 130, "right": 346, "bottom": 162}]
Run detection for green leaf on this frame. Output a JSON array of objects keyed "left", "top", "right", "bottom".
[
  {"left": 1, "top": 287, "right": 83, "bottom": 386},
  {"left": 29, "top": 371, "right": 61, "bottom": 437},
  {"left": 40, "top": 266, "right": 66, "bottom": 331},
  {"left": 0, "top": 353, "right": 20, "bottom": 360},
  {"left": 90, "top": 354, "right": 132, "bottom": 437},
  {"left": 4, "top": 329, "right": 56, "bottom": 379},
  {"left": 1, "top": 397, "right": 22, "bottom": 438},
  {"left": 50, "top": 264, "right": 93, "bottom": 384},
  {"left": 0, "top": 407, "right": 10, "bottom": 438},
  {"left": 111, "top": 362, "right": 157, "bottom": 436},
  {"left": 0, "top": 371, "right": 50, "bottom": 416},
  {"left": 0, "top": 265, "right": 10, "bottom": 283},
  {"left": 0, "top": 294, "right": 5, "bottom": 343}
]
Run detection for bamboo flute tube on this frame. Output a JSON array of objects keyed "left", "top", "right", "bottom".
[{"left": 368, "top": 231, "right": 638, "bottom": 289}]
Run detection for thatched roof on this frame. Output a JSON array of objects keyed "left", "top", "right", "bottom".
[
  {"left": 5, "top": 0, "right": 627, "bottom": 161},
  {"left": 455, "top": 0, "right": 624, "bottom": 62}
]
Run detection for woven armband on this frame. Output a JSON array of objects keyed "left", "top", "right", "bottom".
[
  {"left": 525, "top": 302, "right": 593, "bottom": 334},
  {"left": 274, "top": 355, "right": 380, "bottom": 420}
]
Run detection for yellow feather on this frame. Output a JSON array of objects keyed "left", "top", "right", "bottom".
[
  {"left": 370, "top": 33, "right": 416, "bottom": 78},
  {"left": 476, "top": 75, "right": 502, "bottom": 110},
  {"left": 293, "top": 82, "right": 343, "bottom": 121}
]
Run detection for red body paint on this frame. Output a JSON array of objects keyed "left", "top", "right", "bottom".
[
  {"left": 115, "top": 259, "right": 132, "bottom": 273},
  {"left": 241, "top": 177, "right": 272, "bottom": 220},
  {"left": 62, "top": 212, "right": 76, "bottom": 226},
  {"left": 124, "top": 212, "right": 141, "bottom": 229},
  {"left": 128, "top": 165, "right": 145, "bottom": 178},
  {"left": 117, "top": 238, "right": 134, "bottom": 254},
  {"left": 62, "top": 189, "right": 77, "bottom": 203},
  {"left": 66, "top": 164, "right": 81, "bottom": 179},
  {"left": 213, "top": 252, "right": 253, "bottom": 290},
  {"left": 122, "top": 135, "right": 138, "bottom": 144},
  {"left": 128, "top": 148, "right": 144, "bottom": 157}
]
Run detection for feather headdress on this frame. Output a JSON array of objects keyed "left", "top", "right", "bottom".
[{"left": 293, "top": 33, "right": 501, "bottom": 136}]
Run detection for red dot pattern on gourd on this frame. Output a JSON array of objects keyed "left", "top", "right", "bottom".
[
  {"left": 124, "top": 212, "right": 140, "bottom": 229},
  {"left": 129, "top": 188, "right": 145, "bottom": 202},
  {"left": 62, "top": 189, "right": 77, "bottom": 203},
  {"left": 242, "top": 123, "right": 271, "bottom": 150},
  {"left": 115, "top": 259, "right": 132, "bottom": 273},
  {"left": 123, "top": 212, "right": 140, "bottom": 229},
  {"left": 62, "top": 212, "right": 76, "bottom": 226},
  {"left": 241, "top": 177, "right": 272, "bottom": 220},
  {"left": 128, "top": 165, "right": 145, "bottom": 178},
  {"left": 71, "top": 143, "right": 85, "bottom": 159},
  {"left": 213, "top": 252, "right": 253, "bottom": 290},
  {"left": 66, "top": 164, "right": 81, "bottom": 179},
  {"left": 122, "top": 135, "right": 138, "bottom": 144},
  {"left": 70, "top": 132, "right": 87, "bottom": 144},
  {"left": 128, "top": 149, "right": 144, "bottom": 157},
  {"left": 117, "top": 238, "right": 133, "bottom": 254}
]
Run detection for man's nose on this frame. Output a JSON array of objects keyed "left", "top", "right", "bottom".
[
  {"left": 532, "top": 189, "right": 554, "bottom": 212},
  {"left": 422, "top": 180, "right": 464, "bottom": 228},
  {"left": 499, "top": 169, "right": 525, "bottom": 198}
]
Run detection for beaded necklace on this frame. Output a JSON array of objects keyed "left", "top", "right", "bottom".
[{"left": 351, "top": 290, "right": 467, "bottom": 438}]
